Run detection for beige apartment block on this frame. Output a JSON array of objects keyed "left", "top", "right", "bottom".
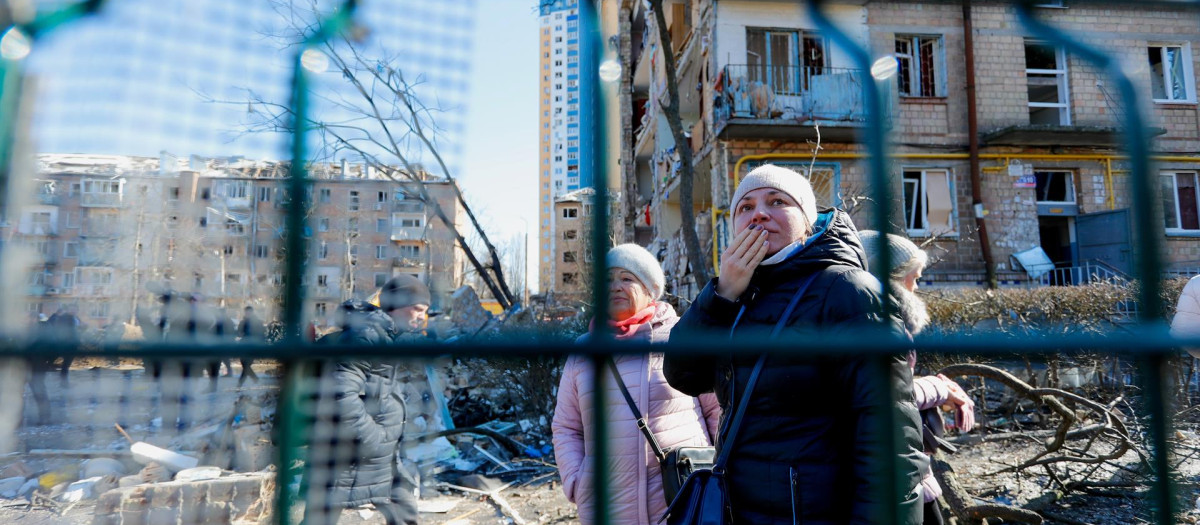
[
  {"left": 624, "top": 0, "right": 1200, "bottom": 294},
  {"left": 551, "top": 188, "right": 596, "bottom": 306},
  {"left": 4, "top": 154, "right": 465, "bottom": 331}
]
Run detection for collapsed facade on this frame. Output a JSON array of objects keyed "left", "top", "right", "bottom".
[
  {"left": 619, "top": 0, "right": 1200, "bottom": 296},
  {"left": 4, "top": 153, "right": 466, "bottom": 329}
]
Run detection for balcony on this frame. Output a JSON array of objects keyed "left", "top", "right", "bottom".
[
  {"left": 37, "top": 193, "right": 60, "bottom": 205},
  {"left": 393, "top": 201, "right": 425, "bottom": 214},
  {"left": 76, "top": 284, "right": 113, "bottom": 297},
  {"left": 715, "top": 64, "right": 869, "bottom": 141},
  {"left": 394, "top": 256, "right": 422, "bottom": 268},
  {"left": 20, "top": 224, "right": 57, "bottom": 237},
  {"left": 390, "top": 226, "right": 425, "bottom": 242},
  {"left": 81, "top": 192, "right": 123, "bottom": 208},
  {"left": 213, "top": 195, "right": 252, "bottom": 210}
]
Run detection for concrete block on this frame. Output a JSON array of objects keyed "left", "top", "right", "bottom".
[{"left": 92, "top": 472, "right": 274, "bottom": 525}]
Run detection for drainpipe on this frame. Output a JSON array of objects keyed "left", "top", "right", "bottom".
[{"left": 963, "top": 0, "right": 997, "bottom": 289}]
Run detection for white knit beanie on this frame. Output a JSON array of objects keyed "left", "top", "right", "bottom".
[
  {"left": 730, "top": 164, "right": 818, "bottom": 227},
  {"left": 858, "top": 230, "right": 927, "bottom": 276},
  {"left": 606, "top": 243, "right": 666, "bottom": 300}
]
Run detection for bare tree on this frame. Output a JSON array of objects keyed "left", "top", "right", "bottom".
[
  {"left": 647, "top": 0, "right": 712, "bottom": 289},
  {"left": 208, "top": 0, "right": 517, "bottom": 309}
]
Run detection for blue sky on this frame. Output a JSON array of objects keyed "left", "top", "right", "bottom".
[{"left": 22, "top": 0, "right": 539, "bottom": 292}]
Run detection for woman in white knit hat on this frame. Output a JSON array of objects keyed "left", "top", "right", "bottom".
[
  {"left": 665, "top": 164, "right": 926, "bottom": 525},
  {"left": 552, "top": 244, "right": 722, "bottom": 525},
  {"left": 859, "top": 230, "right": 976, "bottom": 525}
]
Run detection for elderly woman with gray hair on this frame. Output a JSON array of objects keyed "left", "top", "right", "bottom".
[
  {"left": 859, "top": 230, "right": 976, "bottom": 525},
  {"left": 665, "top": 164, "right": 927, "bottom": 525}
]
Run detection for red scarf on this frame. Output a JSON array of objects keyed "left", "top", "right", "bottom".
[{"left": 590, "top": 303, "right": 657, "bottom": 340}]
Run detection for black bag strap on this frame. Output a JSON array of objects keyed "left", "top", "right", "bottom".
[
  {"left": 715, "top": 273, "right": 820, "bottom": 473},
  {"left": 607, "top": 358, "right": 669, "bottom": 462}
]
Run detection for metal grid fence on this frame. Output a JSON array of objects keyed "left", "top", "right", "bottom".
[{"left": 0, "top": 1, "right": 1197, "bottom": 524}]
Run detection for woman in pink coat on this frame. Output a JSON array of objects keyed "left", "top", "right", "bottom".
[{"left": 552, "top": 244, "right": 721, "bottom": 525}]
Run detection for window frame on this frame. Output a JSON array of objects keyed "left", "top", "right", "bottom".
[
  {"left": 901, "top": 167, "right": 958, "bottom": 237},
  {"left": 1148, "top": 43, "right": 1197, "bottom": 104},
  {"left": 1034, "top": 170, "right": 1077, "bottom": 205},
  {"left": 1162, "top": 170, "right": 1200, "bottom": 235},
  {"left": 894, "top": 34, "right": 945, "bottom": 98},
  {"left": 1025, "top": 40, "right": 1072, "bottom": 125}
]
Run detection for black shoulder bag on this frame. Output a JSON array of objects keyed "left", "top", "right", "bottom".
[
  {"left": 659, "top": 274, "right": 818, "bottom": 525},
  {"left": 607, "top": 358, "right": 715, "bottom": 505}
]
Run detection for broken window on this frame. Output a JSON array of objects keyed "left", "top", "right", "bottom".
[
  {"left": 317, "top": 274, "right": 329, "bottom": 287},
  {"left": 1025, "top": 40, "right": 1070, "bottom": 125},
  {"left": 562, "top": 273, "right": 577, "bottom": 285},
  {"left": 1161, "top": 171, "right": 1200, "bottom": 231},
  {"left": 902, "top": 169, "right": 955, "bottom": 236},
  {"left": 257, "top": 186, "right": 271, "bottom": 202},
  {"left": 1034, "top": 171, "right": 1076, "bottom": 203},
  {"left": 1148, "top": 44, "right": 1195, "bottom": 102},
  {"left": 895, "top": 35, "right": 943, "bottom": 97},
  {"left": 563, "top": 230, "right": 578, "bottom": 240},
  {"left": 254, "top": 245, "right": 270, "bottom": 258},
  {"left": 319, "top": 188, "right": 331, "bottom": 204},
  {"left": 563, "top": 251, "right": 577, "bottom": 263},
  {"left": 563, "top": 207, "right": 579, "bottom": 219}
]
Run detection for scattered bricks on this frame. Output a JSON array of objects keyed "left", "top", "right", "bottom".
[{"left": 92, "top": 472, "right": 274, "bottom": 525}]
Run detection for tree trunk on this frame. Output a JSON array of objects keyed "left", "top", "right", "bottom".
[{"left": 649, "top": 0, "right": 712, "bottom": 290}]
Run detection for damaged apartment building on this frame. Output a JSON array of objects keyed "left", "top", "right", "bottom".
[
  {"left": 4, "top": 153, "right": 466, "bottom": 328},
  {"left": 621, "top": 0, "right": 1200, "bottom": 294}
]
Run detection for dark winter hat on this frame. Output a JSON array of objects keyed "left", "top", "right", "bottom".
[{"left": 380, "top": 275, "right": 431, "bottom": 310}]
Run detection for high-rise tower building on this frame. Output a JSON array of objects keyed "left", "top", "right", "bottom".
[{"left": 537, "top": 0, "right": 581, "bottom": 297}]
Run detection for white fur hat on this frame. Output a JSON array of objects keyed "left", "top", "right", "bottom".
[
  {"left": 731, "top": 164, "right": 817, "bottom": 227},
  {"left": 606, "top": 243, "right": 665, "bottom": 300}
]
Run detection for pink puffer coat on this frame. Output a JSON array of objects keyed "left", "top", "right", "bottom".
[
  {"left": 552, "top": 303, "right": 722, "bottom": 525},
  {"left": 1171, "top": 275, "right": 1200, "bottom": 359}
]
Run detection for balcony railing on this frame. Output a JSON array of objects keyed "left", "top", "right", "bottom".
[
  {"left": 718, "top": 64, "right": 868, "bottom": 123},
  {"left": 393, "top": 201, "right": 424, "bottom": 213},
  {"left": 390, "top": 226, "right": 425, "bottom": 241},
  {"left": 37, "top": 193, "right": 59, "bottom": 205},
  {"left": 80, "top": 192, "right": 123, "bottom": 207},
  {"left": 393, "top": 256, "right": 422, "bottom": 268},
  {"left": 1035, "top": 260, "right": 1128, "bottom": 287},
  {"left": 21, "top": 224, "right": 57, "bottom": 236}
]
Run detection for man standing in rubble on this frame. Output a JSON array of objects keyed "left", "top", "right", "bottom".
[{"left": 301, "top": 276, "right": 431, "bottom": 525}]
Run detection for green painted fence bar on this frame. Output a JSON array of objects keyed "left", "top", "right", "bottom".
[{"left": 1, "top": 1, "right": 1198, "bottom": 524}]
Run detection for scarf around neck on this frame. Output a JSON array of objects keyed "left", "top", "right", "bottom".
[{"left": 591, "top": 303, "right": 658, "bottom": 340}]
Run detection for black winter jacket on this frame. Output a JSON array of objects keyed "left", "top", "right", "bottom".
[
  {"left": 665, "top": 209, "right": 927, "bottom": 525},
  {"left": 305, "top": 302, "right": 418, "bottom": 521}
]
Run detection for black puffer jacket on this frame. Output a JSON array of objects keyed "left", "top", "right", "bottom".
[
  {"left": 665, "top": 209, "right": 926, "bottom": 525},
  {"left": 305, "top": 302, "right": 417, "bottom": 522}
]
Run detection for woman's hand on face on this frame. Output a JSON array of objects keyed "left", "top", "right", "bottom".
[
  {"left": 716, "top": 224, "right": 770, "bottom": 301},
  {"left": 938, "top": 373, "right": 975, "bottom": 432}
]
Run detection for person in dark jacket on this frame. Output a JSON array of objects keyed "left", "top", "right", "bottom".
[
  {"left": 235, "top": 306, "right": 263, "bottom": 386},
  {"left": 303, "top": 289, "right": 425, "bottom": 525},
  {"left": 665, "top": 164, "right": 927, "bottom": 525}
]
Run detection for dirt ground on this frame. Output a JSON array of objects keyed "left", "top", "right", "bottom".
[{"left": 2, "top": 361, "right": 1198, "bottom": 525}]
